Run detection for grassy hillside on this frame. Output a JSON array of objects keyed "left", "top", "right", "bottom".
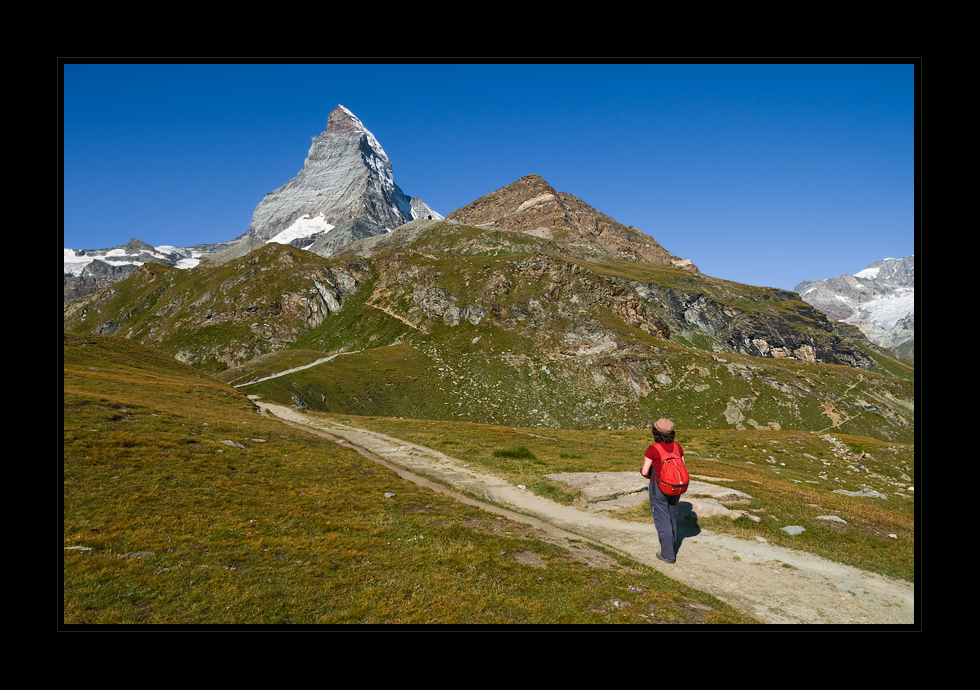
[
  {"left": 63, "top": 333, "right": 755, "bottom": 624},
  {"left": 64, "top": 224, "right": 914, "bottom": 444},
  {"left": 232, "top": 332, "right": 914, "bottom": 445}
]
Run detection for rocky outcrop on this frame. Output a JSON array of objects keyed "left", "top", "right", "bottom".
[
  {"left": 64, "top": 259, "right": 140, "bottom": 302},
  {"left": 723, "top": 312, "right": 872, "bottom": 369},
  {"left": 64, "top": 275, "right": 118, "bottom": 303},
  {"left": 446, "top": 174, "right": 697, "bottom": 271},
  {"left": 64, "top": 244, "right": 372, "bottom": 370},
  {"left": 362, "top": 248, "right": 872, "bottom": 370}
]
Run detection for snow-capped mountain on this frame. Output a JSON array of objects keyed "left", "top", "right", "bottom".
[
  {"left": 241, "top": 105, "right": 440, "bottom": 247},
  {"left": 63, "top": 238, "right": 208, "bottom": 278},
  {"left": 795, "top": 256, "right": 915, "bottom": 360},
  {"left": 63, "top": 106, "right": 441, "bottom": 299}
]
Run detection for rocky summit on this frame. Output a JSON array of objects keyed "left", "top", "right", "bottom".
[
  {"left": 63, "top": 106, "right": 440, "bottom": 301},
  {"left": 447, "top": 174, "right": 697, "bottom": 271},
  {"left": 241, "top": 105, "right": 440, "bottom": 246}
]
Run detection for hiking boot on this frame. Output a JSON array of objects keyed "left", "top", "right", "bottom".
[{"left": 657, "top": 552, "right": 676, "bottom": 564}]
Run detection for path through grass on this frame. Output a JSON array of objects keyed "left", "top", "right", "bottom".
[{"left": 63, "top": 333, "right": 755, "bottom": 625}]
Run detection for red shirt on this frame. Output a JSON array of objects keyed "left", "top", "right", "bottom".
[{"left": 644, "top": 442, "right": 683, "bottom": 483}]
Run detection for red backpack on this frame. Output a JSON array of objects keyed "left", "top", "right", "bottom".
[{"left": 656, "top": 443, "right": 689, "bottom": 496}]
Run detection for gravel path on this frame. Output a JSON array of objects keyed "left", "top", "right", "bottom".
[
  {"left": 233, "top": 351, "right": 361, "bottom": 388},
  {"left": 255, "top": 401, "right": 915, "bottom": 625}
]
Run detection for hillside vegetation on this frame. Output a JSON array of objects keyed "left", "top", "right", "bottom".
[
  {"left": 63, "top": 222, "right": 914, "bottom": 445},
  {"left": 64, "top": 333, "right": 756, "bottom": 624}
]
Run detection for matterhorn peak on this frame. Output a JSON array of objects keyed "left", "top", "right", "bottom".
[{"left": 237, "top": 106, "right": 439, "bottom": 249}]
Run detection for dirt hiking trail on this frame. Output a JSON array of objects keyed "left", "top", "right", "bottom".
[{"left": 255, "top": 401, "right": 915, "bottom": 624}]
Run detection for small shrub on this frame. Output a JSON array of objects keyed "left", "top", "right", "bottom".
[{"left": 492, "top": 446, "right": 536, "bottom": 459}]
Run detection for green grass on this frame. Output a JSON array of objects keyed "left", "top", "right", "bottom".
[{"left": 63, "top": 332, "right": 755, "bottom": 625}]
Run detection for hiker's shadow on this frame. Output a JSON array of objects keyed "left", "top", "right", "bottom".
[{"left": 676, "top": 501, "right": 702, "bottom": 550}]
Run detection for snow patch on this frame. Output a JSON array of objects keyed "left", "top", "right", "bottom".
[
  {"left": 854, "top": 266, "right": 880, "bottom": 279},
  {"left": 269, "top": 213, "right": 334, "bottom": 245},
  {"left": 845, "top": 290, "right": 915, "bottom": 330},
  {"left": 156, "top": 245, "right": 192, "bottom": 258}
]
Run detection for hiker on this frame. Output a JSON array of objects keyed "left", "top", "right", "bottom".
[{"left": 641, "top": 418, "right": 686, "bottom": 564}]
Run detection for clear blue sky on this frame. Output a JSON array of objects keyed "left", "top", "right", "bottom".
[{"left": 62, "top": 61, "right": 916, "bottom": 292}]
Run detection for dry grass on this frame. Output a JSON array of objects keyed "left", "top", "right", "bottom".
[{"left": 63, "top": 333, "right": 755, "bottom": 625}]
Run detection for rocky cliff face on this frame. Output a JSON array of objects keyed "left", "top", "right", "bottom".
[
  {"left": 242, "top": 105, "right": 440, "bottom": 245},
  {"left": 447, "top": 174, "right": 697, "bottom": 271},
  {"left": 795, "top": 256, "right": 914, "bottom": 359}
]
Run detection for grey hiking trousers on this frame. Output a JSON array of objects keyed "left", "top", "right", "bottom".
[{"left": 649, "top": 481, "right": 680, "bottom": 562}]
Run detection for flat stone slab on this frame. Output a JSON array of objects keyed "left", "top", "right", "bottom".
[
  {"left": 544, "top": 472, "right": 752, "bottom": 502},
  {"left": 681, "top": 498, "right": 760, "bottom": 522},
  {"left": 544, "top": 472, "right": 756, "bottom": 521},
  {"left": 834, "top": 488, "right": 887, "bottom": 499},
  {"left": 543, "top": 472, "right": 648, "bottom": 503},
  {"left": 686, "top": 480, "right": 753, "bottom": 503}
]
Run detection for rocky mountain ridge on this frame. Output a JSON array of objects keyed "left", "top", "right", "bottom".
[
  {"left": 446, "top": 174, "right": 698, "bottom": 271},
  {"left": 62, "top": 106, "right": 912, "bottom": 443},
  {"left": 795, "top": 256, "right": 914, "bottom": 360},
  {"left": 240, "top": 105, "right": 440, "bottom": 245},
  {"left": 63, "top": 223, "right": 914, "bottom": 443},
  {"left": 63, "top": 106, "right": 440, "bottom": 301}
]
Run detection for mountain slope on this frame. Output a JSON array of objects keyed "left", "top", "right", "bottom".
[
  {"left": 64, "top": 219, "right": 914, "bottom": 444},
  {"left": 66, "top": 331, "right": 759, "bottom": 624}
]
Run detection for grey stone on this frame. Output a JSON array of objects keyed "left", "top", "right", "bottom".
[
  {"left": 816, "top": 515, "right": 847, "bottom": 524},
  {"left": 833, "top": 488, "right": 887, "bottom": 499}
]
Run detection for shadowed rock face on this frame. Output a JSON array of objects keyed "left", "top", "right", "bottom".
[{"left": 447, "top": 174, "right": 698, "bottom": 272}]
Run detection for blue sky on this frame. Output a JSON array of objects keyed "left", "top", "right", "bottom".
[{"left": 62, "top": 61, "right": 916, "bottom": 292}]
